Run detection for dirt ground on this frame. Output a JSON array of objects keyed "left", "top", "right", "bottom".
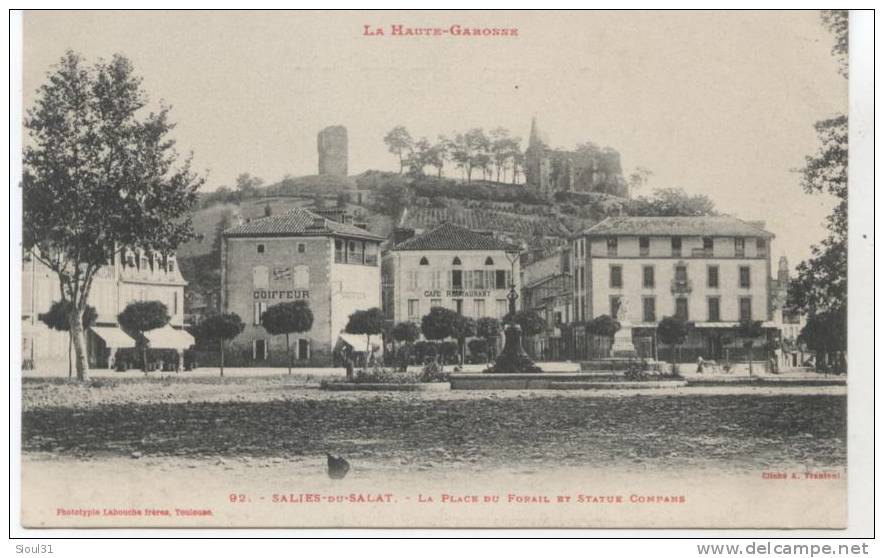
[{"left": 19, "top": 376, "right": 848, "bottom": 528}]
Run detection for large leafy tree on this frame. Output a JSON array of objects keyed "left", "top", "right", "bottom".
[
  {"left": 504, "top": 309, "right": 546, "bottom": 337},
  {"left": 261, "top": 301, "right": 314, "bottom": 374},
  {"left": 786, "top": 11, "right": 848, "bottom": 371},
  {"left": 23, "top": 51, "right": 203, "bottom": 380},
  {"left": 627, "top": 188, "right": 717, "bottom": 217},
  {"left": 117, "top": 301, "right": 171, "bottom": 371},
  {"left": 196, "top": 312, "right": 245, "bottom": 377},
  {"left": 38, "top": 301, "right": 97, "bottom": 378},
  {"left": 391, "top": 321, "right": 420, "bottom": 371}
]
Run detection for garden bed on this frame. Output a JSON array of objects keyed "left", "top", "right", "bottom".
[
  {"left": 320, "top": 382, "right": 449, "bottom": 392},
  {"left": 450, "top": 373, "right": 683, "bottom": 390}
]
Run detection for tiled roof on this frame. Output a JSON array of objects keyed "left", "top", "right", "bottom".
[
  {"left": 575, "top": 216, "right": 774, "bottom": 238},
  {"left": 224, "top": 207, "right": 383, "bottom": 240},
  {"left": 392, "top": 222, "right": 519, "bottom": 252},
  {"left": 401, "top": 207, "right": 571, "bottom": 238}
]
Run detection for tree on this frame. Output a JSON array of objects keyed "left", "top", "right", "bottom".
[
  {"left": 235, "top": 173, "right": 264, "bottom": 199},
  {"left": 450, "top": 128, "right": 489, "bottom": 183},
  {"left": 421, "top": 306, "right": 462, "bottom": 364},
  {"left": 476, "top": 317, "right": 502, "bottom": 362},
  {"left": 38, "top": 300, "right": 97, "bottom": 378},
  {"left": 196, "top": 312, "right": 244, "bottom": 377},
  {"left": 345, "top": 308, "right": 385, "bottom": 365},
  {"left": 627, "top": 188, "right": 717, "bottom": 217},
  {"left": 467, "top": 338, "right": 489, "bottom": 362},
  {"left": 451, "top": 315, "right": 477, "bottom": 366},
  {"left": 657, "top": 316, "right": 691, "bottom": 374},
  {"left": 117, "top": 301, "right": 171, "bottom": 371},
  {"left": 383, "top": 126, "right": 414, "bottom": 174},
  {"left": 369, "top": 180, "right": 412, "bottom": 219},
  {"left": 586, "top": 314, "right": 621, "bottom": 339},
  {"left": 735, "top": 319, "right": 765, "bottom": 376},
  {"left": 786, "top": 13, "right": 848, "bottom": 373},
  {"left": 798, "top": 309, "right": 846, "bottom": 374},
  {"left": 405, "top": 137, "right": 431, "bottom": 177},
  {"left": 427, "top": 136, "right": 451, "bottom": 178},
  {"left": 22, "top": 52, "right": 203, "bottom": 380},
  {"left": 261, "top": 301, "right": 314, "bottom": 374},
  {"left": 391, "top": 321, "right": 420, "bottom": 371},
  {"left": 504, "top": 309, "right": 546, "bottom": 337}
]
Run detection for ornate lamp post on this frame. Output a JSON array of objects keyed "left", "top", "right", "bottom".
[{"left": 486, "top": 248, "right": 541, "bottom": 374}]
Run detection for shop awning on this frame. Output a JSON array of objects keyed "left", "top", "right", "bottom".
[
  {"left": 90, "top": 326, "right": 136, "bottom": 348},
  {"left": 144, "top": 325, "right": 194, "bottom": 350},
  {"left": 337, "top": 333, "right": 376, "bottom": 352}
]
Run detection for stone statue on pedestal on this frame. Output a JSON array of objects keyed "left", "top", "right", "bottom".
[{"left": 611, "top": 296, "right": 637, "bottom": 358}]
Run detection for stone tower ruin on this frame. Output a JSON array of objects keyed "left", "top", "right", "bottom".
[{"left": 317, "top": 125, "right": 348, "bottom": 177}]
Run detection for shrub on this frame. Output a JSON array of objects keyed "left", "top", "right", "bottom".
[
  {"left": 419, "top": 361, "right": 451, "bottom": 383},
  {"left": 353, "top": 364, "right": 419, "bottom": 384}
]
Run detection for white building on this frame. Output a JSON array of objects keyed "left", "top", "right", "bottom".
[
  {"left": 569, "top": 216, "right": 776, "bottom": 362},
  {"left": 382, "top": 223, "right": 521, "bottom": 325}
]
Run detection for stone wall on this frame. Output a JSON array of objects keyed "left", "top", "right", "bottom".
[{"left": 317, "top": 125, "right": 348, "bottom": 177}]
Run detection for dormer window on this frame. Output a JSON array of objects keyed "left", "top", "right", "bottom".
[
  {"left": 419, "top": 257, "right": 429, "bottom": 265},
  {"left": 485, "top": 257, "right": 494, "bottom": 265},
  {"left": 452, "top": 257, "right": 462, "bottom": 266}
]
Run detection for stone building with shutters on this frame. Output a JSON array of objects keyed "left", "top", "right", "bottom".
[
  {"left": 221, "top": 207, "right": 383, "bottom": 366},
  {"left": 22, "top": 246, "right": 190, "bottom": 371},
  {"left": 568, "top": 216, "right": 776, "bottom": 362},
  {"left": 381, "top": 223, "right": 521, "bottom": 327}
]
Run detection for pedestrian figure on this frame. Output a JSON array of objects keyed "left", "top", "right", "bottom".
[{"left": 696, "top": 356, "right": 705, "bottom": 374}]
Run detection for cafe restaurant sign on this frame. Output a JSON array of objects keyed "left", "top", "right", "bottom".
[
  {"left": 253, "top": 289, "right": 310, "bottom": 300},
  {"left": 423, "top": 289, "right": 490, "bottom": 298}
]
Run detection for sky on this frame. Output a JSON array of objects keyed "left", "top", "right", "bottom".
[{"left": 22, "top": 10, "right": 846, "bottom": 268}]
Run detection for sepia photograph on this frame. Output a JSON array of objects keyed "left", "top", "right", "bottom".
[{"left": 11, "top": 9, "right": 867, "bottom": 532}]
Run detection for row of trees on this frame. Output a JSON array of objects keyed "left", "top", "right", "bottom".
[{"left": 383, "top": 126, "right": 525, "bottom": 184}]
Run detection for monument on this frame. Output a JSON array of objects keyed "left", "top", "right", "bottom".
[{"left": 610, "top": 296, "right": 638, "bottom": 357}]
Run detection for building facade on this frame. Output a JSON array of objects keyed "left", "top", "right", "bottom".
[
  {"left": 569, "top": 216, "right": 775, "bottom": 361},
  {"left": 22, "top": 247, "right": 189, "bottom": 370},
  {"left": 382, "top": 223, "right": 521, "bottom": 327},
  {"left": 222, "top": 207, "right": 383, "bottom": 366},
  {"left": 520, "top": 249, "right": 572, "bottom": 360}
]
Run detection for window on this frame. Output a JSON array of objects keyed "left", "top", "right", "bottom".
[
  {"left": 610, "top": 296, "right": 622, "bottom": 318},
  {"left": 485, "top": 257, "right": 494, "bottom": 265},
  {"left": 334, "top": 239, "right": 344, "bottom": 263},
  {"left": 430, "top": 298, "right": 442, "bottom": 308},
  {"left": 407, "top": 270, "right": 420, "bottom": 290},
  {"left": 451, "top": 269, "right": 463, "bottom": 289},
  {"left": 642, "top": 296, "right": 656, "bottom": 323},
  {"left": 495, "top": 270, "right": 507, "bottom": 289},
  {"left": 703, "top": 237, "right": 714, "bottom": 253},
  {"left": 347, "top": 241, "right": 363, "bottom": 264},
  {"left": 642, "top": 265, "right": 655, "bottom": 288},
  {"left": 675, "top": 297, "right": 689, "bottom": 321},
  {"left": 293, "top": 265, "right": 309, "bottom": 289},
  {"left": 454, "top": 299, "right": 464, "bottom": 315},
  {"left": 297, "top": 339, "right": 310, "bottom": 361},
  {"left": 735, "top": 238, "right": 745, "bottom": 257},
  {"left": 430, "top": 270, "right": 445, "bottom": 290},
  {"left": 407, "top": 299, "right": 420, "bottom": 320},
  {"left": 739, "top": 266, "right": 751, "bottom": 288},
  {"left": 606, "top": 237, "right": 618, "bottom": 256},
  {"left": 756, "top": 238, "right": 767, "bottom": 256},
  {"left": 707, "top": 265, "right": 719, "bottom": 288},
  {"left": 253, "top": 266, "right": 269, "bottom": 289},
  {"left": 257, "top": 244, "right": 265, "bottom": 254},
  {"left": 739, "top": 297, "right": 752, "bottom": 321},
  {"left": 298, "top": 243, "right": 306, "bottom": 254},
  {"left": 671, "top": 237, "right": 682, "bottom": 257},
  {"left": 496, "top": 299, "right": 508, "bottom": 318},
  {"left": 419, "top": 256, "right": 429, "bottom": 265},
  {"left": 452, "top": 257, "right": 462, "bottom": 266},
  {"left": 172, "top": 292, "right": 178, "bottom": 315},
  {"left": 675, "top": 264, "right": 688, "bottom": 283},
  {"left": 472, "top": 270, "right": 486, "bottom": 289},
  {"left": 639, "top": 236, "right": 650, "bottom": 256},
  {"left": 364, "top": 242, "right": 378, "bottom": 266},
  {"left": 254, "top": 301, "right": 268, "bottom": 325},
  {"left": 474, "top": 299, "right": 486, "bottom": 317},
  {"left": 609, "top": 265, "right": 623, "bottom": 288},
  {"left": 253, "top": 339, "right": 267, "bottom": 360},
  {"left": 707, "top": 297, "right": 721, "bottom": 322}
]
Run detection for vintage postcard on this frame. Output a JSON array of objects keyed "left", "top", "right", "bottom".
[{"left": 16, "top": 10, "right": 855, "bottom": 529}]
